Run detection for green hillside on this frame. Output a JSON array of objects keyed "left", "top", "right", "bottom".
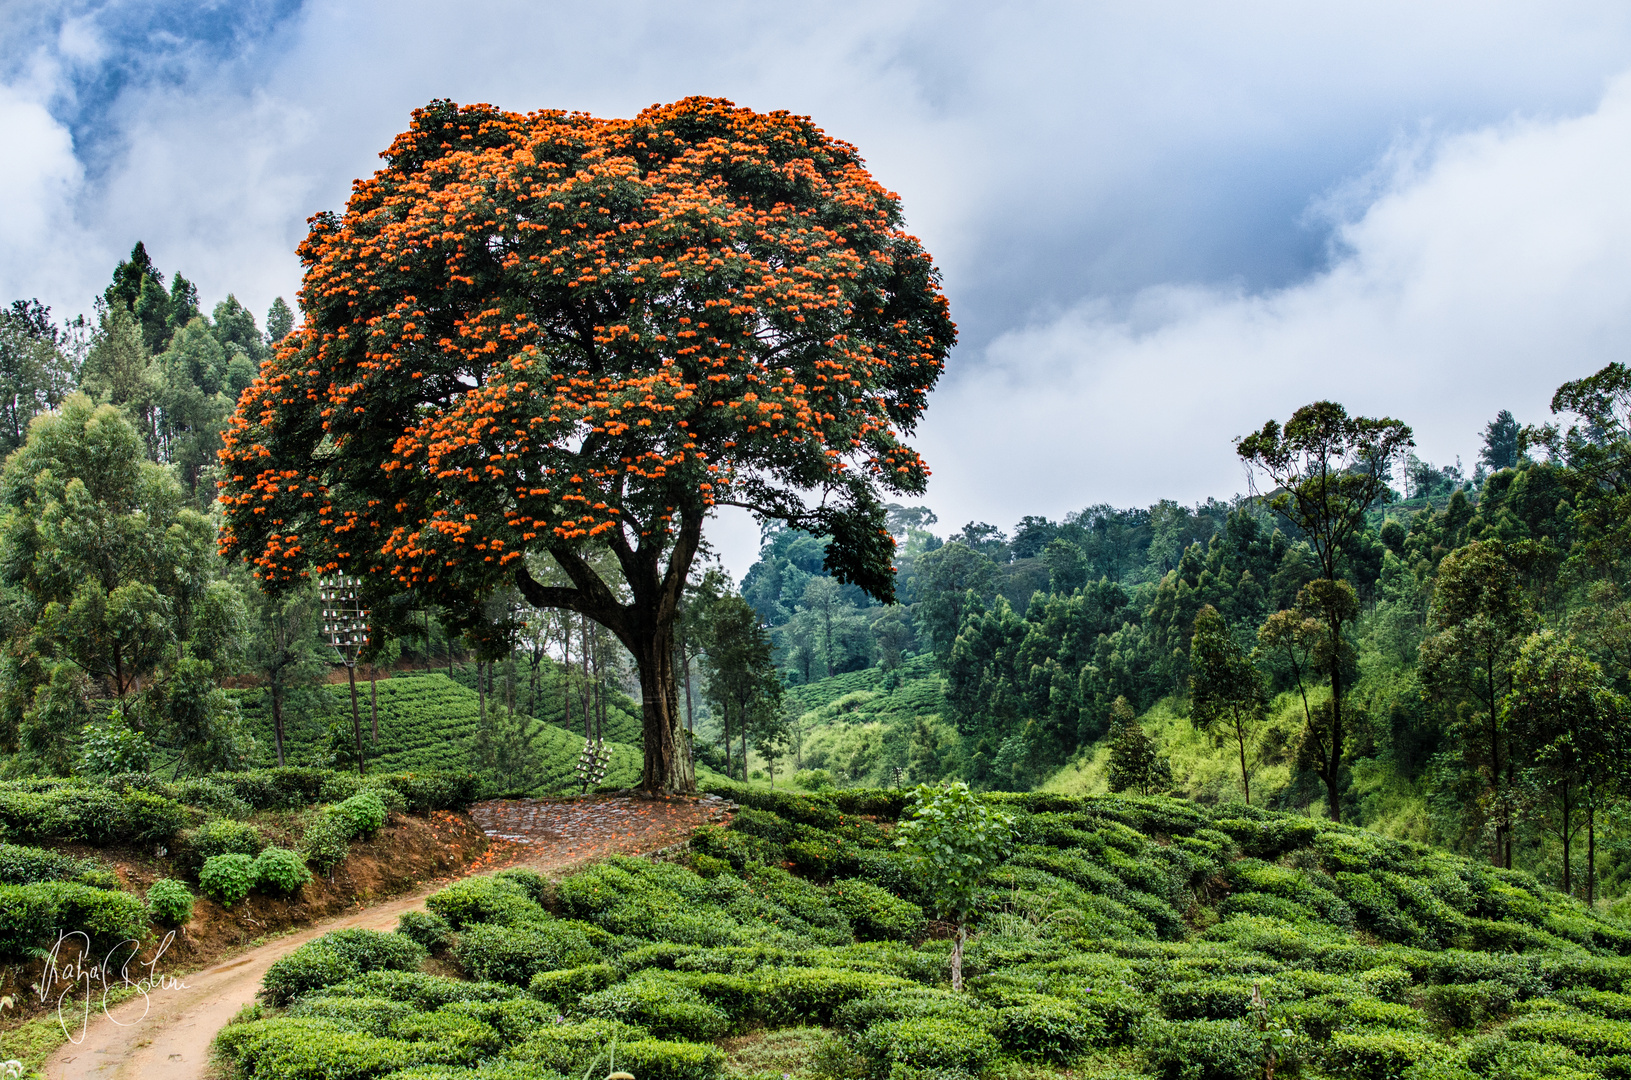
[
  {"left": 232, "top": 673, "right": 643, "bottom": 794},
  {"left": 777, "top": 655, "right": 953, "bottom": 786},
  {"left": 223, "top": 785, "right": 1631, "bottom": 1080},
  {"left": 442, "top": 660, "right": 645, "bottom": 747}
]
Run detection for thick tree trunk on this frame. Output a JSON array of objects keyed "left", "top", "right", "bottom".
[{"left": 631, "top": 625, "right": 684, "bottom": 792}]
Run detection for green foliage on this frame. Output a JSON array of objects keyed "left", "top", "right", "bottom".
[
  {"left": 895, "top": 781, "right": 1013, "bottom": 924},
  {"left": 260, "top": 929, "right": 428, "bottom": 1006},
  {"left": 454, "top": 919, "right": 600, "bottom": 985},
  {"left": 182, "top": 817, "right": 264, "bottom": 866},
  {"left": 330, "top": 790, "right": 388, "bottom": 839},
  {"left": 396, "top": 910, "right": 455, "bottom": 952},
  {"left": 0, "top": 880, "right": 148, "bottom": 958},
  {"left": 0, "top": 841, "right": 99, "bottom": 884},
  {"left": 828, "top": 878, "right": 927, "bottom": 942},
  {"left": 145, "top": 877, "right": 194, "bottom": 926},
  {"left": 253, "top": 846, "right": 312, "bottom": 895},
  {"left": 576, "top": 974, "right": 733, "bottom": 1040},
  {"left": 199, "top": 852, "right": 256, "bottom": 907},
  {"left": 299, "top": 814, "right": 352, "bottom": 874},
  {"left": 855, "top": 1015, "right": 999, "bottom": 1079}
]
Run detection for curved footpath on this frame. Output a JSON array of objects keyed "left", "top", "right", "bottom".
[{"left": 44, "top": 794, "right": 731, "bottom": 1080}]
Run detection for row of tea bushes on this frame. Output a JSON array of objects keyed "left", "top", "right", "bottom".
[{"left": 220, "top": 783, "right": 1631, "bottom": 1080}]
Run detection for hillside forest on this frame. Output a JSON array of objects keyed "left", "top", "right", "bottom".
[{"left": 7, "top": 237, "right": 1631, "bottom": 912}]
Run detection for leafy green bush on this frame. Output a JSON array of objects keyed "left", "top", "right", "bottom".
[
  {"left": 396, "top": 910, "right": 455, "bottom": 951},
  {"left": 427, "top": 876, "right": 541, "bottom": 929},
  {"left": 331, "top": 791, "right": 388, "bottom": 839},
  {"left": 509, "top": 1018, "right": 653, "bottom": 1072},
  {"left": 828, "top": 879, "right": 927, "bottom": 942},
  {"left": 995, "top": 994, "right": 1099, "bottom": 1062},
  {"left": 495, "top": 866, "right": 552, "bottom": 905},
  {"left": 183, "top": 818, "right": 265, "bottom": 869},
  {"left": 618, "top": 1037, "right": 729, "bottom": 1080},
  {"left": 390, "top": 1010, "right": 502, "bottom": 1065},
  {"left": 286, "top": 994, "right": 415, "bottom": 1034},
  {"left": 577, "top": 974, "right": 732, "bottom": 1040},
  {"left": 300, "top": 813, "right": 352, "bottom": 873},
  {"left": 0, "top": 842, "right": 98, "bottom": 885},
  {"left": 199, "top": 853, "right": 256, "bottom": 907},
  {"left": 146, "top": 878, "right": 194, "bottom": 927},
  {"left": 1142, "top": 1019, "right": 1275, "bottom": 1080},
  {"left": 213, "top": 1016, "right": 413, "bottom": 1080},
  {"left": 436, "top": 996, "right": 556, "bottom": 1041},
  {"left": 254, "top": 846, "right": 313, "bottom": 895},
  {"left": 1322, "top": 1029, "right": 1442, "bottom": 1080},
  {"left": 318, "top": 969, "right": 522, "bottom": 1010},
  {"left": 529, "top": 962, "right": 618, "bottom": 1006},
  {"left": 855, "top": 1016, "right": 999, "bottom": 1079},
  {"left": 260, "top": 929, "right": 428, "bottom": 1006},
  {"left": 454, "top": 919, "right": 599, "bottom": 985}
]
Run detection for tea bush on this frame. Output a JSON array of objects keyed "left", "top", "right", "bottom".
[
  {"left": 453, "top": 919, "right": 600, "bottom": 985},
  {"left": 300, "top": 814, "right": 352, "bottom": 873},
  {"left": 253, "top": 846, "right": 313, "bottom": 895},
  {"left": 146, "top": 877, "right": 194, "bottom": 927},
  {"left": 199, "top": 853, "right": 256, "bottom": 907},
  {"left": 396, "top": 910, "right": 455, "bottom": 952},
  {"left": 261, "top": 929, "right": 428, "bottom": 1006}
]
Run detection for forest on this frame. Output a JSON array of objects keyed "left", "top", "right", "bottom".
[{"left": 7, "top": 225, "right": 1631, "bottom": 917}]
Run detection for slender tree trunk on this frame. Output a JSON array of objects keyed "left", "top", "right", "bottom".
[
  {"left": 370, "top": 663, "right": 379, "bottom": 744},
  {"left": 347, "top": 663, "right": 365, "bottom": 776},
  {"left": 1562, "top": 782, "right": 1573, "bottom": 896},
  {"left": 562, "top": 617, "right": 573, "bottom": 735},
  {"left": 951, "top": 922, "right": 966, "bottom": 992},
  {"left": 1325, "top": 616, "right": 1343, "bottom": 823},
  {"left": 722, "top": 700, "right": 732, "bottom": 778},
  {"left": 1589, "top": 802, "right": 1598, "bottom": 905},
  {"left": 270, "top": 675, "right": 287, "bottom": 767},
  {"left": 1236, "top": 717, "right": 1250, "bottom": 806},
  {"left": 477, "top": 659, "right": 487, "bottom": 729}
]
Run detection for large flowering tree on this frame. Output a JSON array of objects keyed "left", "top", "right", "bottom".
[{"left": 218, "top": 98, "right": 956, "bottom": 791}]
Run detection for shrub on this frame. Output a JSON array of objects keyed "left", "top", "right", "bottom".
[
  {"left": 996, "top": 995, "right": 1099, "bottom": 1063},
  {"left": 619, "top": 1038, "right": 729, "bottom": 1080},
  {"left": 331, "top": 791, "right": 388, "bottom": 839},
  {"left": 286, "top": 994, "right": 415, "bottom": 1035},
  {"left": 254, "top": 847, "right": 313, "bottom": 895},
  {"left": 1422, "top": 980, "right": 1517, "bottom": 1030},
  {"left": 496, "top": 866, "right": 553, "bottom": 905},
  {"left": 320, "top": 969, "right": 522, "bottom": 1010},
  {"left": 828, "top": 879, "right": 927, "bottom": 942},
  {"left": 577, "top": 974, "right": 733, "bottom": 1040},
  {"left": 1157, "top": 977, "right": 1256, "bottom": 1022},
  {"left": 0, "top": 884, "right": 55, "bottom": 959},
  {"left": 855, "top": 1016, "right": 1000, "bottom": 1079},
  {"left": 437, "top": 996, "right": 556, "bottom": 1041},
  {"left": 390, "top": 1011, "right": 502, "bottom": 1065},
  {"left": 260, "top": 929, "right": 428, "bottom": 1006},
  {"left": 396, "top": 910, "right": 455, "bottom": 952},
  {"left": 216, "top": 1017, "right": 412, "bottom": 1080},
  {"left": 1322, "top": 1030, "right": 1442, "bottom": 1080},
  {"left": 529, "top": 962, "right": 618, "bottom": 1006},
  {"left": 0, "top": 842, "right": 97, "bottom": 885},
  {"left": 199, "top": 853, "right": 256, "bottom": 907},
  {"left": 300, "top": 814, "right": 352, "bottom": 873},
  {"left": 182, "top": 818, "right": 264, "bottom": 868},
  {"left": 1142, "top": 1019, "right": 1275, "bottom": 1080},
  {"left": 427, "top": 876, "right": 541, "bottom": 929},
  {"left": 455, "top": 919, "right": 600, "bottom": 985},
  {"left": 510, "top": 1018, "right": 653, "bottom": 1073},
  {"left": 146, "top": 878, "right": 194, "bottom": 927}
]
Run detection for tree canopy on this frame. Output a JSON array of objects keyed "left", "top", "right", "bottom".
[{"left": 218, "top": 97, "right": 956, "bottom": 791}]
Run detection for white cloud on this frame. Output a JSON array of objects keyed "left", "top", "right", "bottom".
[
  {"left": 0, "top": 81, "right": 96, "bottom": 308},
  {"left": 914, "top": 73, "right": 1631, "bottom": 534}
]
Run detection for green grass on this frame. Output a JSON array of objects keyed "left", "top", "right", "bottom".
[{"left": 232, "top": 673, "right": 642, "bottom": 794}]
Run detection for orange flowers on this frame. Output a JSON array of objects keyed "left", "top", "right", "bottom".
[{"left": 218, "top": 96, "right": 954, "bottom": 609}]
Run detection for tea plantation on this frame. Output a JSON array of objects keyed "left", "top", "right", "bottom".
[
  {"left": 215, "top": 783, "right": 1631, "bottom": 1080},
  {"left": 232, "top": 674, "right": 643, "bottom": 793}
]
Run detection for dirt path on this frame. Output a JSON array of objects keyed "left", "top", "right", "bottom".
[{"left": 42, "top": 794, "right": 729, "bottom": 1080}]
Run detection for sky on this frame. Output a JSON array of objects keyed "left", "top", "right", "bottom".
[{"left": 6, "top": 1, "right": 1631, "bottom": 577}]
